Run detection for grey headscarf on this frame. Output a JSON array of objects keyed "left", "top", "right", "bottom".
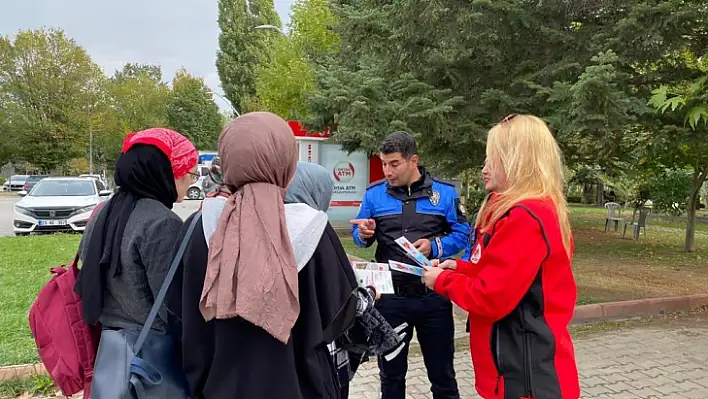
[{"left": 285, "top": 162, "right": 334, "bottom": 212}]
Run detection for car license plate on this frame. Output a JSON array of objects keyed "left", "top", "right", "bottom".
[{"left": 38, "top": 220, "right": 67, "bottom": 227}]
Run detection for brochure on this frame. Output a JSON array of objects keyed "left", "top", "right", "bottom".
[
  {"left": 351, "top": 262, "right": 389, "bottom": 272},
  {"left": 394, "top": 236, "right": 434, "bottom": 268},
  {"left": 388, "top": 260, "right": 424, "bottom": 277},
  {"left": 353, "top": 269, "right": 394, "bottom": 294}
]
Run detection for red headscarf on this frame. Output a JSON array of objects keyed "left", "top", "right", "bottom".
[{"left": 122, "top": 128, "right": 198, "bottom": 179}]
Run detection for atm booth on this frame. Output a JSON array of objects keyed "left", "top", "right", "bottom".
[{"left": 288, "top": 121, "right": 384, "bottom": 222}]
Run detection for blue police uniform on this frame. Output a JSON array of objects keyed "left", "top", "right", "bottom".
[{"left": 352, "top": 168, "right": 471, "bottom": 399}]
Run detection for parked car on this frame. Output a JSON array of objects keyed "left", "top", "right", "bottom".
[
  {"left": 185, "top": 164, "right": 214, "bottom": 200},
  {"left": 13, "top": 177, "right": 112, "bottom": 236},
  {"left": 79, "top": 174, "right": 111, "bottom": 189},
  {"left": 2, "top": 175, "right": 29, "bottom": 191},
  {"left": 23, "top": 175, "right": 49, "bottom": 192},
  {"left": 186, "top": 176, "right": 207, "bottom": 200}
]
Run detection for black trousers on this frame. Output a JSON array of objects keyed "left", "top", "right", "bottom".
[{"left": 375, "top": 290, "right": 459, "bottom": 399}]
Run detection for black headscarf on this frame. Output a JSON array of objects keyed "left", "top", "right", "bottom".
[{"left": 75, "top": 144, "right": 179, "bottom": 325}]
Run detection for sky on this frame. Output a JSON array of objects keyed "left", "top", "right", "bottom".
[{"left": 0, "top": 0, "right": 295, "bottom": 112}]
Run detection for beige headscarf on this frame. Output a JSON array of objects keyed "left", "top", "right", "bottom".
[{"left": 199, "top": 112, "right": 299, "bottom": 343}]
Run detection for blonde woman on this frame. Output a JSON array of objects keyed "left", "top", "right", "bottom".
[{"left": 422, "top": 114, "right": 580, "bottom": 399}]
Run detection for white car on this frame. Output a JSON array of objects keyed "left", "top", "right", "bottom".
[{"left": 13, "top": 177, "right": 112, "bottom": 236}]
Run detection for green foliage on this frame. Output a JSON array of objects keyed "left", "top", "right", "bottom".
[
  {"left": 302, "top": 0, "right": 707, "bottom": 250},
  {"left": 289, "top": 0, "right": 339, "bottom": 58},
  {"left": 465, "top": 189, "right": 488, "bottom": 220},
  {"left": 253, "top": 0, "right": 339, "bottom": 120},
  {"left": 91, "top": 63, "right": 171, "bottom": 167},
  {"left": 253, "top": 37, "right": 315, "bottom": 119},
  {"left": 107, "top": 63, "right": 171, "bottom": 132},
  {"left": 650, "top": 74, "right": 708, "bottom": 129},
  {"left": 308, "top": 64, "right": 465, "bottom": 158},
  {"left": 216, "top": 0, "right": 281, "bottom": 114},
  {"left": 167, "top": 69, "right": 224, "bottom": 150},
  {"left": 647, "top": 169, "right": 693, "bottom": 216},
  {"left": 0, "top": 28, "right": 104, "bottom": 172},
  {"left": 549, "top": 50, "right": 651, "bottom": 169}
]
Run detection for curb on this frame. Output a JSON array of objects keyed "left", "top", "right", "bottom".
[
  {"left": 571, "top": 293, "right": 708, "bottom": 324},
  {"left": 0, "top": 363, "right": 45, "bottom": 382}
]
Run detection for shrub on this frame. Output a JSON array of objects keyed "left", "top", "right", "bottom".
[{"left": 647, "top": 169, "right": 692, "bottom": 216}]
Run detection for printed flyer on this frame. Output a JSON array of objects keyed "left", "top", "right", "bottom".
[
  {"left": 388, "top": 260, "right": 424, "bottom": 276},
  {"left": 351, "top": 262, "right": 389, "bottom": 272},
  {"left": 353, "top": 269, "right": 394, "bottom": 294},
  {"left": 394, "top": 236, "right": 434, "bottom": 268}
]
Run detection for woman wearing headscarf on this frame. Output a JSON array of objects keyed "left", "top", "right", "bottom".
[
  {"left": 283, "top": 162, "right": 405, "bottom": 399},
  {"left": 75, "top": 128, "right": 198, "bottom": 396},
  {"left": 166, "top": 112, "right": 360, "bottom": 399}
]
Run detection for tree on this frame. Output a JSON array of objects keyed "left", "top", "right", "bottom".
[
  {"left": 94, "top": 63, "right": 171, "bottom": 167},
  {"left": 613, "top": 0, "right": 708, "bottom": 252},
  {"left": 649, "top": 71, "right": 708, "bottom": 252},
  {"left": 108, "top": 63, "right": 171, "bottom": 132},
  {"left": 253, "top": 0, "right": 340, "bottom": 119},
  {"left": 647, "top": 168, "right": 693, "bottom": 217},
  {"left": 305, "top": 0, "right": 616, "bottom": 174},
  {"left": 216, "top": 0, "right": 281, "bottom": 114},
  {"left": 167, "top": 68, "right": 224, "bottom": 150},
  {"left": 0, "top": 96, "right": 20, "bottom": 166},
  {"left": 546, "top": 50, "right": 652, "bottom": 206},
  {"left": 253, "top": 38, "right": 314, "bottom": 119},
  {"left": 0, "top": 28, "right": 104, "bottom": 172}
]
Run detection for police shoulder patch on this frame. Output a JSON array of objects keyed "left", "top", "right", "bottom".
[{"left": 429, "top": 190, "right": 440, "bottom": 206}]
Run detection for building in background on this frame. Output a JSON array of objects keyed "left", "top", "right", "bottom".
[{"left": 289, "top": 121, "right": 384, "bottom": 222}]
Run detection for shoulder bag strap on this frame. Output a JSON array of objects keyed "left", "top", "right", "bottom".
[{"left": 134, "top": 212, "right": 202, "bottom": 353}]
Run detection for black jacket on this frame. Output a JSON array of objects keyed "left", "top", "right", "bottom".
[
  {"left": 166, "top": 213, "right": 359, "bottom": 399},
  {"left": 352, "top": 168, "right": 471, "bottom": 286}
]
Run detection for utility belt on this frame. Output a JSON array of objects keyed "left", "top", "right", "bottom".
[{"left": 393, "top": 282, "right": 431, "bottom": 297}]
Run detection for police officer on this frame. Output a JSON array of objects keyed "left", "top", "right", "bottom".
[{"left": 350, "top": 131, "right": 471, "bottom": 399}]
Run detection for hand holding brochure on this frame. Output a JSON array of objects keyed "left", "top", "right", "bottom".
[{"left": 394, "top": 236, "right": 434, "bottom": 268}]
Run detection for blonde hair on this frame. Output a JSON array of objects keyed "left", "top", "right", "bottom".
[{"left": 476, "top": 114, "right": 572, "bottom": 256}]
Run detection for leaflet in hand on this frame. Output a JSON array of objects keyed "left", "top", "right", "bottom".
[
  {"left": 388, "top": 260, "right": 424, "bottom": 277},
  {"left": 351, "top": 262, "right": 389, "bottom": 272},
  {"left": 351, "top": 262, "right": 394, "bottom": 294},
  {"left": 394, "top": 236, "right": 434, "bottom": 268}
]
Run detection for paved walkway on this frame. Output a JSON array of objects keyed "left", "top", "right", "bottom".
[{"left": 348, "top": 321, "right": 708, "bottom": 398}]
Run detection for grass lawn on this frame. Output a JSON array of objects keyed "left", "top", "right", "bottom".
[
  {"left": 1, "top": 206, "right": 706, "bottom": 367},
  {"left": 0, "top": 234, "right": 81, "bottom": 366}
]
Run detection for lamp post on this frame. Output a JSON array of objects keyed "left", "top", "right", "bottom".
[
  {"left": 207, "top": 90, "right": 240, "bottom": 117},
  {"left": 253, "top": 24, "right": 287, "bottom": 37},
  {"left": 87, "top": 107, "right": 93, "bottom": 175}
]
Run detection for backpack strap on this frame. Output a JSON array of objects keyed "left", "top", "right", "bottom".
[{"left": 134, "top": 212, "right": 202, "bottom": 354}]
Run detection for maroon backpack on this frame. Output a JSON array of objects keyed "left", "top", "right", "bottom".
[{"left": 29, "top": 204, "right": 104, "bottom": 397}]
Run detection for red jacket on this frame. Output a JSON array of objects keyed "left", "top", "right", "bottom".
[{"left": 433, "top": 199, "right": 579, "bottom": 399}]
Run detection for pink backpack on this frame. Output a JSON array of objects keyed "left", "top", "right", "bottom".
[{"left": 29, "top": 204, "right": 104, "bottom": 397}]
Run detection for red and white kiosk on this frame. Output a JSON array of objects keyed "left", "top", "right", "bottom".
[{"left": 288, "top": 121, "right": 385, "bottom": 221}]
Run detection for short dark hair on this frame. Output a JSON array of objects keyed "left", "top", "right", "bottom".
[{"left": 379, "top": 131, "right": 417, "bottom": 159}]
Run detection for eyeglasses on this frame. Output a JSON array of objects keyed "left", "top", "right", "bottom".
[
  {"left": 187, "top": 172, "right": 199, "bottom": 182},
  {"left": 500, "top": 113, "right": 518, "bottom": 124}
]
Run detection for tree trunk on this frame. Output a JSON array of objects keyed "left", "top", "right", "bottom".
[
  {"left": 582, "top": 182, "right": 593, "bottom": 204},
  {"left": 685, "top": 169, "right": 706, "bottom": 252},
  {"left": 685, "top": 189, "right": 698, "bottom": 252},
  {"left": 595, "top": 179, "right": 605, "bottom": 207}
]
